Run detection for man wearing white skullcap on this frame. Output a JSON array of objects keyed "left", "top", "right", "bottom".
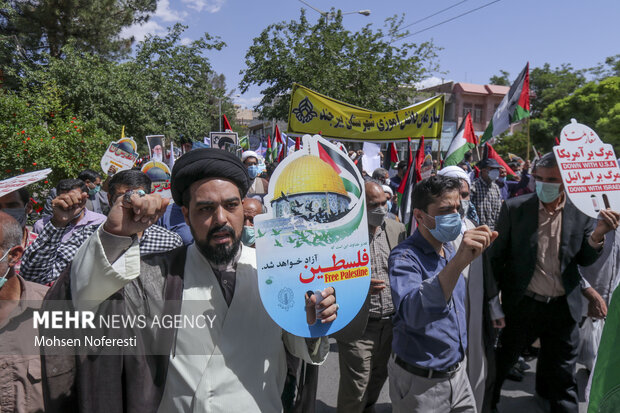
[{"left": 241, "top": 151, "right": 268, "bottom": 198}]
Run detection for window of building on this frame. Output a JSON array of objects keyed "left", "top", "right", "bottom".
[
  {"left": 462, "top": 103, "right": 473, "bottom": 118},
  {"left": 473, "top": 104, "right": 484, "bottom": 123}
]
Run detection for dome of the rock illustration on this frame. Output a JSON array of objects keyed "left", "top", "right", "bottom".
[
  {"left": 272, "top": 155, "right": 350, "bottom": 223},
  {"left": 145, "top": 166, "right": 170, "bottom": 181}
]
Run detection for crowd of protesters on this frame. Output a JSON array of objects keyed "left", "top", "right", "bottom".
[{"left": 0, "top": 141, "right": 618, "bottom": 413}]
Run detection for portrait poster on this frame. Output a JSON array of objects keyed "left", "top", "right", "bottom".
[
  {"left": 209, "top": 132, "right": 239, "bottom": 149},
  {"left": 100, "top": 137, "right": 139, "bottom": 175},
  {"left": 553, "top": 119, "right": 620, "bottom": 218},
  {"left": 146, "top": 135, "right": 166, "bottom": 163},
  {"left": 140, "top": 161, "right": 172, "bottom": 199},
  {"left": 254, "top": 134, "right": 371, "bottom": 338}
]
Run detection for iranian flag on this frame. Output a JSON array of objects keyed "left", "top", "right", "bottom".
[
  {"left": 444, "top": 112, "right": 477, "bottom": 166},
  {"left": 480, "top": 62, "right": 530, "bottom": 144}
]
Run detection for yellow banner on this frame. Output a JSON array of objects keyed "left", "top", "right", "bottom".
[{"left": 287, "top": 83, "right": 444, "bottom": 141}]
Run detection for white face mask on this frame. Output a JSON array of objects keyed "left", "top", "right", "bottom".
[{"left": 488, "top": 169, "right": 500, "bottom": 181}]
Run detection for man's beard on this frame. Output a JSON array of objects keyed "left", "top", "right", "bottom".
[{"left": 192, "top": 224, "right": 241, "bottom": 266}]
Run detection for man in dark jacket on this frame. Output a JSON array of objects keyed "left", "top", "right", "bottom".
[{"left": 489, "top": 153, "right": 618, "bottom": 413}]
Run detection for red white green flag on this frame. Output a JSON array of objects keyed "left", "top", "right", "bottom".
[
  {"left": 265, "top": 135, "right": 273, "bottom": 163},
  {"left": 388, "top": 142, "right": 399, "bottom": 169},
  {"left": 444, "top": 112, "right": 477, "bottom": 166},
  {"left": 480, "top": 63, "right": 530, "bottom": 144},
  {"left": 484, "top": 143, "right": 516, "bottom": 175}
]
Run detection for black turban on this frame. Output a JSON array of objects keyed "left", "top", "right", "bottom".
[{"left": 171, "top": 148, "right": 250, "bottom": 206}]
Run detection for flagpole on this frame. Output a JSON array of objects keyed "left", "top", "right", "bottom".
[{"left": 526, "top": 117, "right": 531, "bottom": 161}]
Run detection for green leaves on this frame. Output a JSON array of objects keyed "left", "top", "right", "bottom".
[
  {"left": 0, "top": 87, "right": 109, "bottom": 188},
  {"left": 239, "top": 10, "right": 439, "bottom": 120},
  {"left": 0, "top": 24, "right": 236, "bottom": 188}
]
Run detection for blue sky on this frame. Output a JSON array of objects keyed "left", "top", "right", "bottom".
[{"left": 122, "top": 0, "right": 620, "bottom": 109}]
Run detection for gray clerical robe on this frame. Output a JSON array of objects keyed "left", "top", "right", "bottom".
[{"left": 42, "top": 227, "right": 328, "bottom": 413}]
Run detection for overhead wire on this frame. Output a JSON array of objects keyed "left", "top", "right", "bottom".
[
  {"left": 394, "top": 0, "right": 469, "bottom": 34},
  {"left": 390, "top": 0, "right": 503, "bottom": 43}
]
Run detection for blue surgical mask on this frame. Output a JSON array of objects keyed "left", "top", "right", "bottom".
[
  {"left": 386, "top": 200, "right": 392, "bottom": 212},
  {"left": 423, "top": 211, "right": 462, "bottom": 243},
  {"left": 0, "top": 248, "right": 12, "bottom": 289},
  {"left": 247, "top": 165, "right": 260, "bottom": 179},
  {"left": 496, "top": 177, "right": 506, "bottom": 184},
  {"left": 241, "top": 226, "right": 255, "bottom": 246},
  {"left": 488, "top": 169, "right": 500, "bottom": 181},
  {"left": 88, "top": 185, "right": 101, "bottom": 196},
  {"left": 536, "top": 181, "right": 562, "bottom": 203}
]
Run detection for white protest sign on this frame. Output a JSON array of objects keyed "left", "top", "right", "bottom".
[
  {"left": 361, "top": 142, "right": 381, "bottom": 175},
  {"left": 0, "top": 169, "right": 52, "bottom": 198},
  {"left": 100, "top": 138, "right": 139, "bottom": 175},
  {"left": 553, "top": 119, "right": 620, "bottom": 218}
]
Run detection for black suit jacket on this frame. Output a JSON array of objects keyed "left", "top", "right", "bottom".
[{"left": 488, "top": 193, "right": 600, "bottom": 321}]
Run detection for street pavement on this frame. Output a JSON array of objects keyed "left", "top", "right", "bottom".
[{"left": 316, "top": 338, "right": 589, "bottom": 413}]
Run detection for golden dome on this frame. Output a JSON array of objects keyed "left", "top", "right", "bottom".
[{"left": 273, "top": 155, "right": 348, "bottom": 199}]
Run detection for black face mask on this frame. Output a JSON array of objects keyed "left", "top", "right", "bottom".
[{"left": 2, "top": 207, "right": 26, "bottom": 228}]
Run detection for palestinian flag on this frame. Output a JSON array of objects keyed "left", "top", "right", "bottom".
[
  {"left": 588, "top": 286, "right": 620, "bottom": 413},
  {"left": 388, "top": 143, "right": 399, "bottom": 169},
  {"left": 398, "top": 136, "right": 425, "bottom": 235},
  {"left": 275, "top": 126, "right": 286, "bottom": 162},
  {"left": 480, "top": 63, "right": 530, "bottom": 144},
  {"left": 484, "top": 143, "right": 516, "bottom": 175},
  {"left": 222, "top": 114, "right": 233, "bottom": 131},
  {"left": 445, "top": 112, "right": 477, "bottom": 167},
  {"left": 265, "top": 135, "right": 273, "bottom": 163},
  {"left": 318, "top": 141, "right": 362, "bottom": 199}
]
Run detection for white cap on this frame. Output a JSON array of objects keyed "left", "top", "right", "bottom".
[
  {"left": 437, "top": 165, "right": 471, "bottom": 186},
  {"left": 241, "top": 151, "right": 259, "bottom": 162},
  {"left": 382, "top": 185, "right": 393, "bottom": 196}
]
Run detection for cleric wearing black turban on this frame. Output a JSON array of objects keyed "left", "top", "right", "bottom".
[{"left": 44, "top": 147, "right": 340, "bottom": 413}]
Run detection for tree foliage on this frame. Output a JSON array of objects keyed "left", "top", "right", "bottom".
[
  {"left": 14, "top": 24, "right": 234, "bottom": 150},
  {"left": 489, "top": 70, "right": 510, "bottom": 86},
  {"left": 0, "top": 85, "right": 110, "bottom": 187},
  {"left": 529, "top": 63, "right": 585, "bottom": 117},
  {"left": 538, "top": 76, "right": 620, "bottom": 153},
  {"left": 0, "top": 0, "right": 156, "bottom": 59},
  {"left": 239, "top": 10, "right": 440, "bottom": 120}
]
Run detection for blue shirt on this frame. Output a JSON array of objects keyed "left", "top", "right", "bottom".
[
  {"left": 156, "top": 203, "right": 193, "bottom": 245},
  {"left": 388, "top": 230, "right": 467, "bottom": 371}
]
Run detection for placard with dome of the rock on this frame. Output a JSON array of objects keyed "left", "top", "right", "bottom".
[{"left": 254, "top": 134, "right": 372, "bottom": 338}]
